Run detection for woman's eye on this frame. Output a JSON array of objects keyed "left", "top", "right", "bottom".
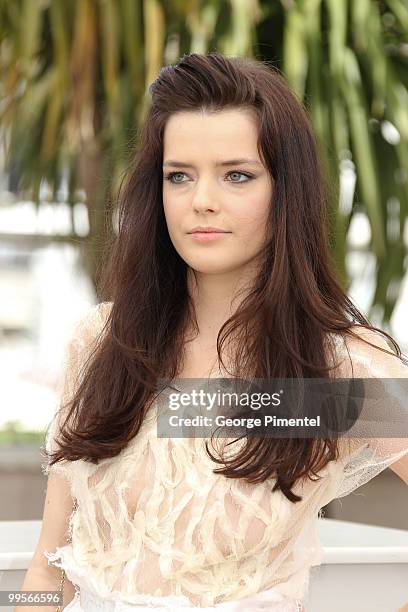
[
  {"left": 164, "top": 171, "right": 253, "bottom": 184},
  {"left": 227, "top": 171, "right": 253, "bottom": 183},
  {"left": 164, "top": 172, "right": 187, "bottom": 184}
]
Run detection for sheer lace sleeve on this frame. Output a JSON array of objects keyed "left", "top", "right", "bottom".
[
  {"left": 40, "top": 301, "right": 112, "bottom": 483},
  {"left": 329, "top": 327, "right": 408, "bottom": 500}
]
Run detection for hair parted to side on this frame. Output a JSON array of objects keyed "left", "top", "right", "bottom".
[{"left": 45, "top": 52, "right": 405, "bottom": 503}]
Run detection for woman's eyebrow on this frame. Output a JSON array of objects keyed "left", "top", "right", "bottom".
[{"left": 163, "top": 158, "right": 262, "bottom": 168}]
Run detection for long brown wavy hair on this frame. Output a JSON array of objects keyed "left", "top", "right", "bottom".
[{"left": 45, "top": 52, "right": 405, "bottom": 503}]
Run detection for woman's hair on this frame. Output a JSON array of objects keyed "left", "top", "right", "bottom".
[{"left": 46, "top": 52, "right": 405, "bottom": 503}]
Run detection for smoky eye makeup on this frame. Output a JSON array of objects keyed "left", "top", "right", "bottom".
[{"left": 163, "top": 170, "right": 256, "bottom": 184}]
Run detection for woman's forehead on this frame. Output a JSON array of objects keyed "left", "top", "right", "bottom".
[{"left": 163, "top": 109, "right": 260, "bottom": 160}]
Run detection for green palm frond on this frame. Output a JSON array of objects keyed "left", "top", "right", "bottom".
[{"left": 0, "top": 0, "right": 406, "bottom": 327}]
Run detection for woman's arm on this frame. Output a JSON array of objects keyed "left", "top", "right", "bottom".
[
  {"left": 389, "top": 454, "right": 408, "bottom": 486},
  {"left": 15, "top": 472, "right": 77, "bottom": 612}
]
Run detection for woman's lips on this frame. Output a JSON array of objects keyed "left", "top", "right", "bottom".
[{"left": 188, "top": 231, "right": 231, "bottom": 242}]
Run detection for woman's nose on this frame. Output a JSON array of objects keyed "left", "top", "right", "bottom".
[{"left": 191, "top": 182, "right": 221, "bottom": 213}]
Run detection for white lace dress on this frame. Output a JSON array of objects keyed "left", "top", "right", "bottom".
[{"left": 41, "top": 303, "right": 408, "bottom": 611}]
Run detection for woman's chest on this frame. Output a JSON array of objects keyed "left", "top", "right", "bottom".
[{"left": 71, "top": 435, "right": 296, "bottom": 562}]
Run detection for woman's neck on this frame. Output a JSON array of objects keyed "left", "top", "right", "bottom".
[{"left": 186, "top": 264, "right": 257, "bottom": 340}]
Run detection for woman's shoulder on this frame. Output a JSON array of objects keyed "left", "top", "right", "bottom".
[
  {"left": 92, "top": 300, "right": 113, "bottom": 326},
  {"left": 328, "top": 325, "right": 391, "bottom": 352},
  {"left": 327, "top": 325, "right": 408, "bottom": 378},
  {"left": 71, "top": 301, "right": 113, "bottom": 347}
]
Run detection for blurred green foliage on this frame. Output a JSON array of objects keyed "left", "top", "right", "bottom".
[
  {"left": 0, "top": 421, "right": 45, "bottom": 446},
  {"left": 0, "top": 0, "right": 407, "bottom": 325}
]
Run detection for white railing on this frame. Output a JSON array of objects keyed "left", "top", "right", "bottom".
[{"left": 0, "top": 518, "right": 407, "bottom": 612}]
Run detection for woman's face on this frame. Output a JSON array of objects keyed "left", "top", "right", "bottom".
[{"left": 162, "top": 108, "right": 273, "bottom": 277}]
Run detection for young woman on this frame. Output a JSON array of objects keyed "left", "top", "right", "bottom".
[{"left": 21, "top": 53, "right": 408, "bottom": 612}]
